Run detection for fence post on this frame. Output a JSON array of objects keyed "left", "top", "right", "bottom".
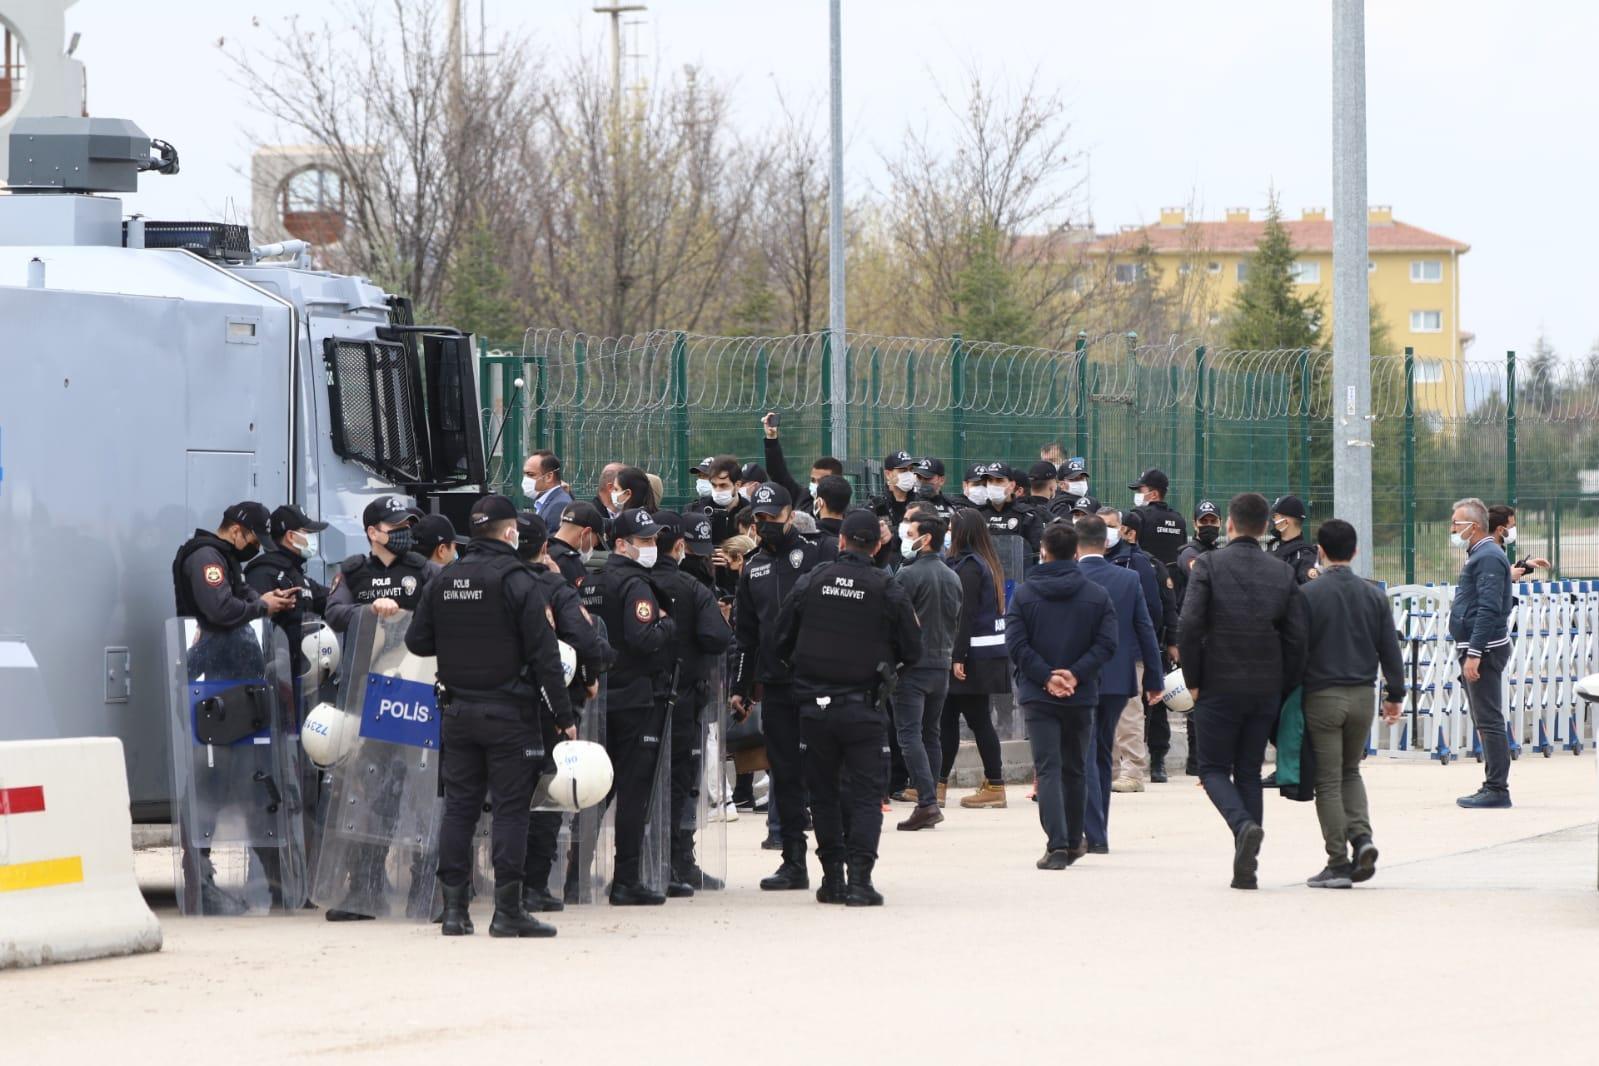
[
  {"left": 1297, "top": 348, "right": 1312, "bottom": 502},
  {"left": 531, "top": 343, "right": 547, "bottom": 452},
  {"left": 671, "top": 331, "right": 689, "bottom": 501},
  {"left": 1193, "top": 346, "right": 1207, "bottom": 503},
  {"left": 572, "top": 337, "right": 587, "bottom": 486},
  {"left": 1074, "top": 331, "right": 1088, "bottom": 460},
  {"left": 1553, "top": 495, "right": 1562, "bottom": 577},
  {"left": 905, "top": 346, "right": 917, "bottom": 458},
  {"left": 1506, "top": 349, "right": 1518, "bottom": 507},
  {"left": 1403, "top": 346, "right": 1415, "bottom": 585},
  {"left": 821, "top": 333, "right": 834, "bottom": 462},
  {"left": 950, "top": 334, "right": 967, "bottom": 473},
  {"left": 869, "top": 346, "right": 882, "bottom": 459}
]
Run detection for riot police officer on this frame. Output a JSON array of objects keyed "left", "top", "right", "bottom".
[
  {"left": 515, "top": 511, "right": 615, "bottom": 913},
  {"left": 1129, "top": 468, "right": 1188, "bottom": 572},
  {"left": 405, "top": 494, "right": 574, "bottom": 938},
  {"left": 870, "top": 450, "right": 919, "bottom": 527},
  {"left": 731, "top": 483, "right": 834, "bottom": 891},
  {"left": 910, "top": 457, "right": 962, "bottom": 520},
  {"left": 325, "top": 496, "right": 438, "bottom": 633},
  {"left": 590, "top": 508, "right": 678, "bottom": 905},
  {"left": 549, "top": 502, "right": 606, "bottom": 588},
  {"left": 413, "top": 513, "right": 464, "bottom": 568},
  {"left": 245, "top": 505, "right": 331, "bottom": 677},
  {"left": 977, "top": 462, "right": 1042, "bottom": 553},
  {"left": 1177, "top": 500, "right": 1224, "bottom": 603},
  {"left": 651, "top": 511, "right": 734, "bottom": 896},
  {"left": 774, "top": 510, "right": 922, "bottom": 905},
  {"left": 1269, "top": 495, "right": 1320, "bottom": 584}
]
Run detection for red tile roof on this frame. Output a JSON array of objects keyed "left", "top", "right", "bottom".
[{"left": 1085, "top": 217, "right": 1468, "bottom": 255}]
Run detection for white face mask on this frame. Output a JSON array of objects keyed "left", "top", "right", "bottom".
[
  {"left": 711, "top": 487, "right": 736, "bottom": 507},
  {"left": 1504, "top": 526, "right": 1518, "bottom": 545},
  {"left": 808, "top": 481, "right": 819, "bottom": 499},
  {"left": 894, "top": 471, "right": 917, "bottom": 492},
  {"left": 1449, "top": 531, "right": 1467, "bottom": 550},
  {"left": 985, "top": 483, "right": 1007, "bottom": 505},
  {"left": 943, "top": 531, "right": 952, "bottom": 551},
  {"left": 522, "top": 476, "right": 540, "bottom": 498},
  {"left": 1066, "top": 480, "right": 1088, "bottom": 496},
  {"left": 1105, "top": 528, "right": 1120, "bottom": 549},
  {"left": 610, "top": 489, "right": 629, "bottom": 511},
  {"left": 898, "top": 522, "right": 921, "bottom": 551},
  {"left": 1133, "top": 492, "right": 1148, "bottom": 508},
  {"left": 579, "top": 540, "right": 595, "bottom": 564},
  {"left": 739, "top": 484, "right": 757, "bottom": 502},
  {"left": 695, "top": 478, "right": 713, "bottom": 498},
  {"left": 966, "top": 484, "right": 990, "bottom": 506},
  {"left": 634, "top": 544, "right": 658, "bottom": 569}
]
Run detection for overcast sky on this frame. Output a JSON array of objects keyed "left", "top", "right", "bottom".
[{"left": 67, "top": 0, "right": 1599, "bottom": 361}]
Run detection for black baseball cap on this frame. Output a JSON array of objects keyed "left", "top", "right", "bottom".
[
  {"left": 690, "top": 456, "right": 716, "bottom": 475},
  {"left": 1062, "top": 458, "right": 1088, "bottom": 479},
  {"left": 981, "top": 462, "right": 1011, "bottom": 482},
  {"left": 559, "top": 501, "right": 605, "bottom": 535},
  {"left": 884, "top": 450, "right": 915, "bottom": 470},
  {"left": 1271, "top": 495, "right": 1308, "bottom": 521},
  {"left": 913, "top": 457, "right": 945, "bottom": 478},
  {"left": 268, "top": 504, "right": 328, "bottom": 539},
  {"left": 1128, "top": 468, "right": 1170, "bottom": 493},
  {"left": 363, "top": 495, "right": 423, "bottom": 530},
  {"left": 515, "top": 511, "right": 549, "bottom": 556},
  {"left": 740, "top": 462, "right": 770, "bottom": 485},
  {"left": 1028, "top": 460, "right": 1059, "bottom": 483},
  {"left": 749, "top": 482, "right": 792, "bottom": 517},
  {"left": 223, "top": 501, "right": 273, "bottom": 542},
  {"left": 682, "top": 513, "right": 714, "bottom": 556},
  {"left": 414, "top": 513, "right": 464, "bottom": 554},
  {"left": 1120, "top": 509, "right": 1144, "bottom": 534},
  {"left": 1194, "top": 500, "right": 1220, "bottom": 521},
  {"left": 612, "top": 507, "right": 662, "bottom": 540},
  {"left": 841, "top": 509, "right": 882, "bottom": 545},
  {"left": 469, "top": 494, "right": 518, "bottom": 533},
  {"left": 1069, "top": 495, "right": 1097, "bottom": 515},
  {"left": 964, "top": 463, "right": 989, "bottom": 483}
]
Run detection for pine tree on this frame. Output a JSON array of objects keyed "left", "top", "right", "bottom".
[
  {"left": 949, "top": 225, "right": 1036, "bottom": 346},
  {"left": 1224, "top": 196, "right": 1323, "bottom": 351},
  {"left": 441, "top": 216, "right": 525, "bottom": 344}
]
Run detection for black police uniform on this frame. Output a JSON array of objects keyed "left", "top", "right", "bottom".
[
  {"left": 406, "top": 536, "right": 573, "bottom": 921},
  {"left": 173, "top": 530, "right": 270, "bottom": 668},
  {"left": 979, "top": 499, "right": 1042, "bottom": 554},
  {"left": 547, "top": 535, "right": 591, "bottom": 589},
  {"left": 651, "top": 554, "right": 734, "bottom": 892},
  {"left": 732, "top": 523, "right": 831, "bottom": 887},
  {"left": 1271, "top": 534, "right": 1319, "bottom": 585},
  {"left": 1176, "top": 532, "right": 1221, "bottom": 610},
  {"left": 1133, "top": 500, "right": 1188, "bottom": 570},
  {"left": 589, "top": 551, "right": 678, "bottom": 898},
  {"left": 324, "top": 550, "right": 438, "bottom": 633},
  {"left": 773, "top": 549, "right": 922, "bottom": 904},
  {"left": 245, "top": 545, "right": 330, "bottom": 679}
]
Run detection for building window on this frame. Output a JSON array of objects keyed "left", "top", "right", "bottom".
[
  {"left": 1207, "top": 261, "right": 1221, "bottom": 274},
  {"left": 1114, "top": 263, "right": 1145, "bottom": 284},
  {"left": 1414, "top": 359, "right": 1444, "bottom": 384},
  {"left": 280, "top": 165, "right": 348, "bottom": 244},
  {"left": 1368, "top": 260, "right": 1376, "bottom": 273},
  {"left": 1236, "top": 261, "right": 1249, "bottom": 283},
  {"left": 1410, "top": 310, "right": 1442, "bottom": 333},
  {"left": 1292, "top": 260, "right": 1320, "bottom": 284},
  {"left": 1410, "top": 259, "right": 1442, "bottom": 282},
  {"left": 1178, "top": 262, "right": 1192, "bottom": 276}
]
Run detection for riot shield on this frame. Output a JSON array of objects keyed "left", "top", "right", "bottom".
[
  {"left": 684, "top": 662, "right": 730, "bottom": 891},
  {"left": 166, "top": 617, "right": 308, "bottom": 916},
  {"left": 528, "top": 673, "right": 612, "bottom": 905},
  {"left": 991, "top": 535, "right": 1030, "bottom": 741},
  {"left": 310, "top": 611, "right": 443, "bottom": 921},
  {"left": 597, "top": 692, "right": 672, "bottom": 896}
]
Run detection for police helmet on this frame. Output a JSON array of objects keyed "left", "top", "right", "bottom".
[
  {"left": 302, "top": 702, "right": 358, "bottom": 768},
  {"left": 300, "top": 623, "right": 341, "bottom": 685},
  {"left": 545, "top": 740, "right": 615, "bottom": 812},
  {"left": 1161, "top": 668, "right": 1194, "bottom": 713},
  {"left": 1576, "top": 673, "right": 1599, "bottom": 705},
  {"left": 558, "top": 640, "right": 578, "bottom": 687}
]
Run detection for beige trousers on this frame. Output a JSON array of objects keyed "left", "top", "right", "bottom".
[{"left": 1113, "top": 663, "right": 1148, "bottom": 780}]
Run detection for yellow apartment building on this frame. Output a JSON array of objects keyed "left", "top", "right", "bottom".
[{"left": 1086, "top": 206, "right": 1470, "bottom": 413}]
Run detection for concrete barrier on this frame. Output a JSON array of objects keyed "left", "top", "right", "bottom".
[{"left": 1, "top": 737, "right": 162, "bottom": 968}]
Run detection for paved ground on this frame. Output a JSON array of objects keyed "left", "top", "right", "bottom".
[{"left": 12, "top": 755, "right": 1598, "bottom": 1064}]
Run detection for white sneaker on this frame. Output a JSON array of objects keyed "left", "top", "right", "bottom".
[
  {"left": 709, "top": 800, "right": 739, "bottom": 823},
  {"left": 1111, "top": 776, "right": 1145, "bottom": 793}
]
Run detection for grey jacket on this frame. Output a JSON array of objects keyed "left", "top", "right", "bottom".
[
  {"left": 894, "top": 550, "right": 963, "bottom": 668},
  {"left": 1447, "top": 537, "right": 1512, "bottom": 658}
]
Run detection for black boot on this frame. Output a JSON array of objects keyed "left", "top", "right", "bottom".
[
  {"left": 609, "top": 880, "right": 667, "bottom": 906},
  {"left": 673, "top": 841, "right": 724, "bottom": 893},
  {"left": 815, "top": 861, "right": 848, "bottom": 904},
  {"left": 1149, "top": 759, "right": 1169, "bottom": 784},
  {"left": 489, "top": 881, "right": 557, "bottom": 938},
  {"left": 845, "top": 857, "right": 883, "bottom": 907},
  {"left": 521, "top": 883, "right": 566, "bottom": 913},
  {"left": 439, "top": 880, "right": 474, "bottom": 937},
  {"left": 760, "top": 840, "right": 810, "bottom": 891}
]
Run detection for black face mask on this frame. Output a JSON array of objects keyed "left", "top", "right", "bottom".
[
  {"left": 1196, "top": 526, "right": 1220, "bottom": 546},
  {"left": 383, "top": 527, "right": 415, "bottom": 555},
  {"left": 756, "top": 523, "right": 787, "bottom": 550},
  {"left": 233, "top": 539, "right": 261, "bottom": 563},
  {"left": 914, "top": 483, "right": 938, "bottom": 500}
]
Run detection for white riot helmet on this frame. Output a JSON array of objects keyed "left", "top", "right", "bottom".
[
  {"left": 301, "top": 702, "right": 358, "bottom": 768},
  {"left": 300, "top": 624, "right": 341, "bottom": 685},
  {"left": 544, "top": 740, "right": 613, "bottom": 812},
  {"left": 558, "top": 641, "right": 578, "bottom": 687},
  {"left": 1576, "top": 673, "right": 1599, "bottom": 704},
  {"left": 1161, "top": 668, "right": 1194, "bottom": 713}
]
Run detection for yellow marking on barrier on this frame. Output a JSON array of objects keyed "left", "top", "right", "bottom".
[{"left": 0, "top": 856, "right": 84, "bottom": 893}]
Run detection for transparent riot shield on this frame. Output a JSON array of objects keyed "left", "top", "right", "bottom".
[
  {"left": 992, "top": 534, "right": 1030, "bottom": 740},
  {"left": 310, "top": 611, "right": 443, "bottom": 921},
  {"left": 683, "top": 663, "right": 730, "bottom": 892},
  {"left": 287, "top": 620, "right": 337, "bottom": 883},
  {"left": 640, "top": 701, "right": 673, "bottom": 895},
  {"left": 529, "top": 674, "right": 611, "bottom": 905},
  {"left": 166, "top": 617, "right": 308, "bottom": 916}
]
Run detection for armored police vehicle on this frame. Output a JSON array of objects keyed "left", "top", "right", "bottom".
[{"left": 0, "top": 117, "right": 487, "bottom": 819}]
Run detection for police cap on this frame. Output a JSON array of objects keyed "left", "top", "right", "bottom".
[
  {"left": 1271, "top": 495, "right": 1308, "bottom": 520},
  {"left": 964, "top": 463, "right": 988, "bottom": 483},
  {"left": 1194, "top": 500, "right": 1220, "bottom": 521},
  {"left": 1063, "top": 457, "right": 1088, "bottom": 479},
  {"left": 883, "top": 450, "right": 915, "bottom": 471},
  {"left": 469, "top": 494, "right": 518, "bottom": 533},
  {"left": 414, "top": 513, "right": 465, "bottom": 554},
  {"left": 841, "top": 509, "right": 882, "bottom": 546},
  {"left": 268, "top": 504, "right": 328, "bottom": 539},
  {"left": 748, "top": 482, "right": 792, "bottom": 516},
  {"left": 223, "top": 501, "right": 273, "bottom": 542},
  {"left": 690, "top": 455, "right": 716, "bottom": 475},
  {"left": 740, "top": 462, "right": 770, "bottom": 485},
  {"left": 1028, "top": 460, "right": 1059, "bottom": 483},
  {"left": 515, "top": 511, "right": 549, "bottom": 556},
  {"left": 1128, "top": 468, "right": 1170, "bottom": 493},
  {"left": 913, "top": 457, "right": 945, "bottom": 478},
  {"left": 559, "top": 501, "right": 606, "bottom": 535},
  {"left": 1120, "top": 509, "right": 1144, "bottom": 534},
  {"left": 612, "top": 507, "right": 662, "bottom": 540},
  {"left": 363, "top": 495, "right": 423, "bottom": 530}
]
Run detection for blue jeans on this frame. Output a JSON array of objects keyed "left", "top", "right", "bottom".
[
  {"left": 1084, "top": 694, "right": 1127, "bottom": 848},
  {"left": 893, "top": 666, "right": 949, "bottom": 808},
  {"left": 1024, "top": 702, "right": 1093, "bottom": 852},
  {"left": 1193, "top": 691, "right": 1279, "bottom": 837}
]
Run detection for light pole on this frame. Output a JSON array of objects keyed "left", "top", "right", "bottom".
[
  {"left": 1332, "top": 0, "right": 1372, "bottom": 576},
  {"left": 827, "top": 0, "right": 848, "bottom": 461}
]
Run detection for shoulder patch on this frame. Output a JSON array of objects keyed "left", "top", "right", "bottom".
[
  {"left": 202, "top": 563, "right": 225, "bottom": 588},
  {"left": 633, "top": 598, "right": 655, "bottom": 622}
]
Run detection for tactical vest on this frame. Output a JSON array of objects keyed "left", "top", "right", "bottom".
[
  {"left": 338, "top": 552, "right": 431, "bottom": 610},
  {"left": 792, "top": 560, "right": 892, "bottom": 686},
  {"left": 593, "top": 562, "right": 673, "bottom": 689},
  {"left": 172, "top": 530, "right": 249, "bottom": 626},
  {"left": 1273, "top": 537, "right": 1319, "bottom": 582},
  {"left": 1137, "top": 503, "right": 1187, "bottom": 566},
  {"left": 431, "top": 548, "right": 524, "bottom": 690},
  {"left": 952, "top": 553, "right": 1007, "bottom": 661}
]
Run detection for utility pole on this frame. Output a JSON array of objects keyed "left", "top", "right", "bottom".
[
  {"left": 827, "top": 0, "right": 848, "bottom": 461},
  {"left": 447, "top": 0, "right": 465, "bottom": 131},
  {"left": 1332, "top": 0, "right": 1373, "bottom": 576},
  {"left": 593, "top": 4, "right": 646, "bottom": 124}
]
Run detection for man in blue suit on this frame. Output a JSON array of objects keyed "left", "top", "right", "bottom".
[
  {"left": 523, "top": 450, "right": 575, "bottom": 529},
  {"left": 1075, "top": 513, "right": 1164, "bottom": 853}
]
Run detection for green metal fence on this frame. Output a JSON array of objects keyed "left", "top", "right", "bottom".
[{"left": 478, "top": 330, "right": 1599, "bottom": 585}]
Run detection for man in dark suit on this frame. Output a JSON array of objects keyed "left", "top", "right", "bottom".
[
  {"left": 1178, "top": 492, "right": 1309, "bottom": 890},
  {"left": 1075, "top": 514, "right": 1164, "bottom": 854}
]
